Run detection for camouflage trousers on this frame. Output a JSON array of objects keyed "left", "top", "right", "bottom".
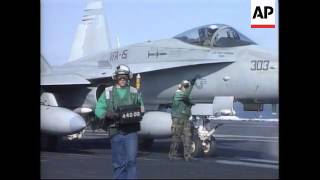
[{"left": 168, "top": 117, "right": 192, "bottom": 160}]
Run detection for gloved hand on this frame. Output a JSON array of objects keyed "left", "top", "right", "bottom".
[
  {"left": 190, "top": 77, "right": 197, "bottom": 86},
  {"left": 106, "top": 112, "right": 120, "bottom": 119},
  {"left": 187, "top": 101, "right": 195, "bottom": 106},
  {"left": 90, "top": 117, "right": 103, "bottom": 130}
]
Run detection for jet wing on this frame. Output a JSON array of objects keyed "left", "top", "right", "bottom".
[
  {"left": 41, "top": 52, "right": 113, "bottom": 85},
  {"left": 41, "top": 58, "right": 234, "bottom": 85},
  {"left": 127, "top": 59, "right": 235, "bottom": 75},
  {"left": 41, "top": 74, "right": 91, "bottom": 85},
  {"left": 80, "top": 58, "right": 234, "bottom": 80}
]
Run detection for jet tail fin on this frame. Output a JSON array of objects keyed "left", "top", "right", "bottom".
[
  {"left": 41, "top": 55, "right": 52, "bottom": 74},
  {"left": 116, "top": 36, "right": 120, "bottom": 48},
  {"left": 68, "top": 0, "right": 111, "bottom": 62}
]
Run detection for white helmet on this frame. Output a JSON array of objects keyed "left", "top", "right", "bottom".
[
  {"left": 178, "top": 80, "right": 190, "bottom": 89},
  {"left": 208, "top": 25, "right": 218, "bottom": 30},
  {"left": 112, "top": 64, "right": 133, "bottom": 80}
]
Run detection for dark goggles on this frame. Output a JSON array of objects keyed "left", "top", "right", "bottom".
[
  {"left": 116, "top": 75, "right": 129, "bottom": 81},
  {"left": 183, "top": 83, "right": 190, "bottom": 88}
]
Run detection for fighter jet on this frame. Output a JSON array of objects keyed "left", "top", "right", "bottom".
[{"left": 41, "top": 0, "right": 278, "bottom": 155}]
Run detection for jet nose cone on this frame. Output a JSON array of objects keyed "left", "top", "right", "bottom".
[{"left": 69, "top": 115, "right": 86, "bottom": 133}]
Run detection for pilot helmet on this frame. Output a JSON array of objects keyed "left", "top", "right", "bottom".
[
  {"left": 207, "top": 25, "right": 218, "bottom": 36},
  {"left": 208, "top": 25, "right": 218, "bottom": 30},
  {"left": 112, "top": 64, "right": 133, "bottom": 80}
]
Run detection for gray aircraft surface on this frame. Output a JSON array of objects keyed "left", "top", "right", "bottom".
[{"left": 41, "top": 0, "right": 278, "bottom": 156}]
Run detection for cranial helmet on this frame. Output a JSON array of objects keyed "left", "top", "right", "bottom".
[
  {"left": 178, "top": 80, "right": 190, "bottom": 89},
  {"left": 112, "top": 64, "right": 133, "bottom": 80}
]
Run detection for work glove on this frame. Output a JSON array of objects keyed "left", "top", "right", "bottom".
[
  {"left": 102, "top": 112, "right": 120, "bottom": 127},
  {"left": 190, "top": 77, "right": 197, "bottom": 86},
  {"left": 187, "top": 101, "right": 195, "bottom": 106},
  {"left": 182, "top": 97, "right": 193, "bottom": 106},
  {"left": 90, "top": 117, "right": 103, "bottom": 130},
  {"left": 106, "top": 112, "right": 120, "bottom": 120}
]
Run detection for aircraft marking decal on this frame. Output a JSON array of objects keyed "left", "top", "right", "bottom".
[
  {"left": 109, "top": 49, "right": 128, "bottom": 61},
  {"left": 250, "top": 60, "right": 269, "bottom": 71},
  {"left": 148, "top": 49, "right": 167, "bottom": 58},
  {"left": 194, "top": 74, "right": 207, "bottom": 89}
]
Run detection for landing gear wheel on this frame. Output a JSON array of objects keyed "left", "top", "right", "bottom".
[
  {"left": 203, "top": 137, "right": 216, "bottom": 157},
  {"left": 139, "top": 138, "right": 154, "bottom": 151},
  {"left": 41, "top": 135, "right": 59, "bottom": 151},
  {"left": 191, "top": 135, "right": 203, "bottom": 157}
]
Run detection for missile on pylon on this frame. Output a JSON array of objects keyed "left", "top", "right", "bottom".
[{"left": 41, "top": 105, "right": 86, "bottom": 135}]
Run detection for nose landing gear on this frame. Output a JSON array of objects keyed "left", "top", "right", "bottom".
[{"left": 190, "top": 116, "right": 223, "bottom": 157}]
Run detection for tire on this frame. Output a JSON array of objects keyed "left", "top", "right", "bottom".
[
  {"left": 41, "top": 135, "right": 59, "bottom": 151},
  {"left": 139, "top": 138, "right": 154, "bottom": 151},
  {"left": 191, "top": 135, "right": 203, "bottom": 157},
  {"left": 203, "top": 137, "right": 216, "bottom": 157}
]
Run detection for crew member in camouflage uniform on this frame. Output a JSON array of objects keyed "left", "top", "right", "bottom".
[
  {"left": 95, "top": 64, "right": 144, "bottom": 179},
  {"left": 169, "top": 78, "right": 197, "bottom": 161}
]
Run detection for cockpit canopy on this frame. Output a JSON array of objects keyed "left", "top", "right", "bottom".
[{"left": 174, "top": 24, "right": 256, "bottom": 47}]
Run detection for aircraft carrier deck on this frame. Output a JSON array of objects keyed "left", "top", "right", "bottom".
[{"left": 41, "top": 120, "right": 278, "bottom": 179}]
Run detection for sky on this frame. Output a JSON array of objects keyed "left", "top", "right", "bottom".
[{"left": 41, "top": 0, "right": 278, "bottom": 66}]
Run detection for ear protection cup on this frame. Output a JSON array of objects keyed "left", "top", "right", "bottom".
[{"left": 128, "top": 72, "right": 133, "bottom": 79}]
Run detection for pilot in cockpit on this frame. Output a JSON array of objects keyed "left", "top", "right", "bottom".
[{"left": 199, "top": 25, "right": 218, "bottom": 46}]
